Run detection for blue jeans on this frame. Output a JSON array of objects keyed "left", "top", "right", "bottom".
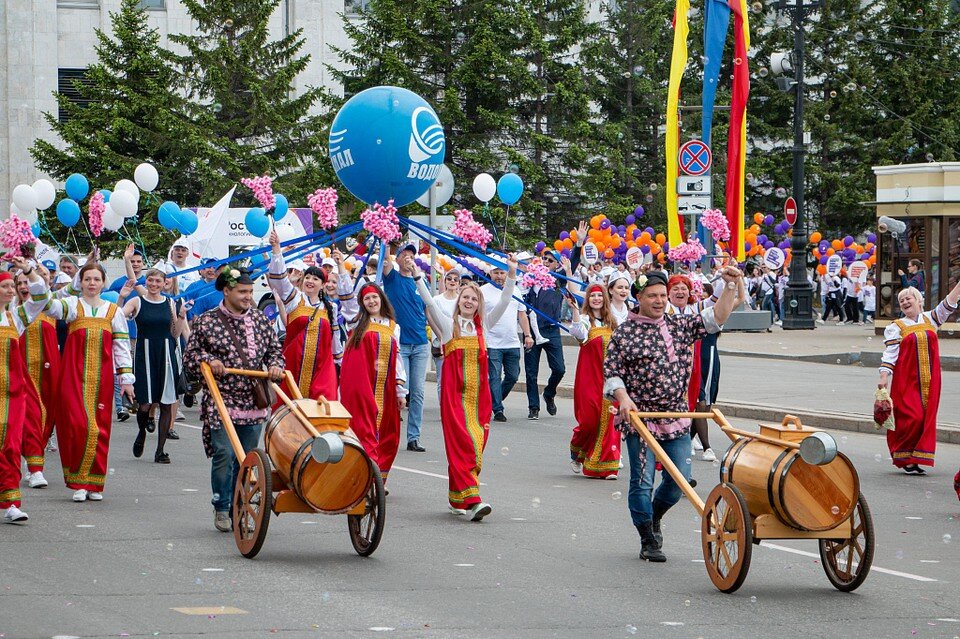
[
  {"left": 625, "top": 431, "right": 692, "bottom": 527},
  {"left": 400, "top": 342, "right": 429, "bottom": 443},
  {"left": 761, "top": 293, "right": 776, "bottom": 322},
  {"left": 524, "top": 334, "right": 565, "bottom": 410},
  {"left": 487, "top": 347, "right": 521, "bottom": 414},
  {"left": 210, "top": 422, "right": 263, "bottom": 512}
]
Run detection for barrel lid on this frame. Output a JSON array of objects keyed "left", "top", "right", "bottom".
[
  {"left": 758, "top": 415, "right": 821, "bottom": 443},
  {"left": 295, "top": 397, "right": 353, "bottom": 427}
]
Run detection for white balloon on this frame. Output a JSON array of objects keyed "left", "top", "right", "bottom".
[
  {"left": 417, "top": 164, "right": 455, "bottom": 208},
  {"left": 276, "top": 224, "right": 297, "bottom": 243},
  {"left": 109, "top": 189, "right": 138, "bottom": 218},
  {"left": 31, "top": 179, "right": 56, "bottom": 210},
  {"left": 114, "top": 179, "right": 140, "bottom": 199},
  {"left": 133, "top": 163, "right": 159, "bottom": 192},
  {"left": 12, "top": 184, "right": 38, "bottom": 212},
  {"left": 472, "top": 173, "right": 496, "bottom": 203},
  {"left": 103, "top": 204, "right": 125, "bottom": 232},
  {"left": 19, "top": 207, "right": 38, "bottom": 225}
]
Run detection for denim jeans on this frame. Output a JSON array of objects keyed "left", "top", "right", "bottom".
[
  {"left": 761, "top": 293, "right": 776, "bottom": 323},
  {"left": 400, "top": 342, "right": 429, "bottom": 443},
  {"left": 210, "top": 422, "right": 263, "bottom": 512},
  {"left": 625, "top": 431, "right": 692, "bottom": 527},
  {"left": 524, "top": 334, "right": 565, "bottom": 410},
  {"left": 487, "top": 347, "right": 521, "bottom": 414}
]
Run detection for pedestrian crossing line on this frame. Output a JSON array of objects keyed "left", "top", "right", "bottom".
[
  {"left": 759, "top": 542, "right": 937, "bottom": 582},
  {"left": 392, "top": 465, "right": 486, "bottom": 486}
]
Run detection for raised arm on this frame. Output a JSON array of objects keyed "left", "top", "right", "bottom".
[
  {"left": 486, "top": 255, "right": 518, "bottom": 326},
  {"left": 123, "top": 244, "right": 148, "bottom": 297},
  {"left": 9, "top": 257, "right": 51, "bottom": 324},
  {"left": 266, "top": 230, "right": 300, "bottom": 315},
  {"left": 710, "top": 266, "right": 744, "bottom": 327},
  {"left": 415, "top": 273, "right": 452, "bottom": 342}
]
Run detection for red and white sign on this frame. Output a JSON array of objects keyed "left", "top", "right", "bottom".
[
  {"left": 784, "top": 197, "right": 797, "bottom": 226},
  {"left": 625, "top": 247, "right": 643, "bottom": 270},
  {"left": 848, "top": 260, "right": 868, "bottom": 283},
  {"left": 678, "top": 140, "right": 712, "bottom": 176}
]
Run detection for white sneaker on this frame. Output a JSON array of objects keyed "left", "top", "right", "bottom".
[
  {"left": 605, "top": 474, "right": 619, "bottom": 480},
  {"left": 816, "top": 318, "right": 825, "bottom": 324},
  {"left": 46, "top": 435, "right": 57, "bottom": 452},
  {"left": 774, "top": 320, "right": 782, "bottom": 326},
  {"left": 73, "top": 489, "right": 88, "bottom": 502},
  {"left": 176, "top": 410, "right": 186, "bottom": 422},
  {"left": 692, "top": 438, "right": 704, "bottom": 452},
  {"left": 570, "top": 460, "right": 583, "bottom": 474},
  {"left": 87, "top": 491, "right": 103, "bottom": 501},
  {"left": 534, "top": 334, "right": 549, "bottom": 346},
  {"left": 701, "top": 448, "right": 717, "bottom": 462},
  {"left": 468, "top": 502, "right": 492, "bottom": 522},
  {"left": 27, "top": 471, "right": 48, "bottom": 489},
  {"left": 448, "top": 505, "right": 467, "bottom": 516},
  {"left": 4, "top": 505, "right": 28, "bottom": 523}
]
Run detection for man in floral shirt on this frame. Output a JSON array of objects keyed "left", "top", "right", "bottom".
[
  {"left": 604, "top": 266, "right": 742, "bottom": 562},
  {"left": 183, "top": 267, "right": 285, "bottom": 533}
]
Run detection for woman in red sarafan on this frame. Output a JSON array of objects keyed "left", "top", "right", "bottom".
[
  {"left": 339, "top": 282, "right": 406, "bottom": 483},
  {"left": 416, "top": 255, "right": 518, "bottom": 522},
  {"left": 879, "top": 281, "right": 960, "bottom": 475},
  {"left": 565, "top": 282, "right": 620, "bottom": 479}
]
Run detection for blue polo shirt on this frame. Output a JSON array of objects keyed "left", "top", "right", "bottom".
[
  {"left": 183, "top": 278, "right": 223, "bottom": 321},
  {"left": 109, "top": 275, "right": 144, "bottom": 339},
  {"left": 382, "top": 269, "right": 427, "bottom": 345}
]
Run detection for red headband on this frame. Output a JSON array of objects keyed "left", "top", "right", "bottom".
[
  {"left": 359, "top": 284, "right": 380, "bottom": 299},
  {"left": 667, "top": 274, "right": 693, "bottom": 292},
  {"left": 0, "top": 272, "right": 12, "bottom": 283},
  {"left": 586, "top": 283, "right": 605, "bottom": 296}
]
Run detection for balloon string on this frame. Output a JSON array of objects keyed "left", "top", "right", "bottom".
[
  {"left": 502, "top": 205, "right": 510, "bottom": 251},
  {"left": 483, "top": 202, "right": 501, "bottom": 249}
]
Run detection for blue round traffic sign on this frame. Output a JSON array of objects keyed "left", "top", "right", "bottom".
[{"left": 679, "top": 140, "right": 712, "bottom": 176}]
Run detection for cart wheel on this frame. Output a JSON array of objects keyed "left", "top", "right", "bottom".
[
  {"left": 702, "top": 483, "right": 753, "bottom": 594},
  {"left": 819, "top": 492, "right": 875, "bottom": 592},
  {"left": 348, "top": 461, "right": 386, "bottom": 556},
  {"left": 233, "top": 448, "right": 272, "bottom": 559}
]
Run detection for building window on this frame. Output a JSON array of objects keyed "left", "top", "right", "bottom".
[
  {"left": 137, "top": 0, "right": 166, "bottom": 8},
  {"left": 344, "top": 0, "right": 371, "bottom": 14},
  {"left": 58, "top": 68, "right": 94, "bottom": 123},
  {"left": 57, "top": 0, "right": 99, "bottom": 7}
]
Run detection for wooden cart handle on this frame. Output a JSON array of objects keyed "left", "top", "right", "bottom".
[
  {"left": 223, "top": 367, "right": 272, "bottom": 378},
  {"left": 781, "top": 414, "right": 804, "bottom": 429},
  {"left": 200, "top": 362, "right": 248, "bottom": 463},
  {"left": 629, "top": 412, "right": 705, "bottom": 516}
]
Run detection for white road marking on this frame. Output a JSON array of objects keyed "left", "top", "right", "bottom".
[
  {"left": 760, "top": 542, "right": 937, "bottom": 582},
  {"left": 454, "top": 563, "right": 475, "bottom": 567},
  {"left": 392, "top": 465, "right": 486, "bottom": 485}
]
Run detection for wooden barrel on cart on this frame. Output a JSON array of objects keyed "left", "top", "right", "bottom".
[
  {"left": 720, "top": 436, "right": 859, "bottom": 531},
  {"left": 264, "top": 400, "right": 373, "bottom": 514}
]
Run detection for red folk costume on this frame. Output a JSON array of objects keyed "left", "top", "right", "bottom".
[
  {"left": 880, "top": 299, "right": 955, "bottom": 469},
  {"left": 667, "top": 278, "right": 716, "bottom": 411},
  {"left": 19, "top": 313, "right": 61, "bottom": 473},
  {"left": 47, "top": 297, "right": 134, "bottom": 492},
  {"left": 340, "top": 318, "right": 406, "bottom": 482},
  {"left": 570, "top": 313, "right": 620, "bottom": 478},
  {"left": 269, "top": 254, "right": 338, "bottom": 402}
]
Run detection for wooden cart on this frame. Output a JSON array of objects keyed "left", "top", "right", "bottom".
[
  {"left": 630, "top": 410, "right": 874, "bottom": 593},
  {"left": 201, "top": 363, "right": 385, "bottom": 559}
]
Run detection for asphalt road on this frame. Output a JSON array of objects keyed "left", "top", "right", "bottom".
[{"left": 3, "top": 381, "right": 960, "bottom": 639}]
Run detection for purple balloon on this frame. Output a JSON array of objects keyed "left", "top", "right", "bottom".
[
  {"left": 764, "top": 214, "right": 775, "bottom": 226},
  {"left": 663, "top": 242, "right": 670, "bottom": 252},
  {"left": 819, "top": 255, "right": 828, "bottom": 265},
  {"left": 535, "top": 241, "right": 546, "bottom": 252},
  {"left": 745, "top": 242, "right": 753, "bottom": 252},
  {"left": 561, "top": 248, "right": 571, "bottom": 258},
  {"left": 634, "top": 206, "right": 645, "bottom": 218},
  {"left": 600, "top": 219, "right": 611, "bottom": 230},
  {"left": 866, "top": 232, "right": 877, "bottom": 244},
  {"left": 779, "top": 240, "right": 791, "bottom": 250},
  {"left": 645, "top": 227, "right": 655, "bottom": 235},
  {"left": 559, "top": 231, "right": 570, "bottom": 240},
  {"left": 618, "top": 225, "right": 626, "bottom": 234},
  {"left": 640, "top": 244, "right": 650, "bottom": 254},
  {"left": 632, "top": 229, "right": 641, "bottom": 239},
  {"left": 764, "top": 240, "right": 775, "bottom": 249},
  {"left": 758, "top": 234, "right": 767, "bottom": 244},
  {"left": 818, "top": 240, "right": 830, "bottom": 253},
  {"left": 626, "top": 214, "right": 636, "bottom": 225},
  {"left": 843, "top": 235, "right": 854, "bottom": 246}
]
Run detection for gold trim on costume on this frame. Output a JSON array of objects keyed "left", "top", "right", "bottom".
[
  {"left": 368, "top": 322, "right": 395, "bottom": 435},
  {"left": 289, "top": 302, "right": 329, "bottom": 397},
  {"left": 0, "top": 323, "right": 15, "bottom": 457},
  {"left": 896, "top": 318, "right": 936, "bottom": 408}
]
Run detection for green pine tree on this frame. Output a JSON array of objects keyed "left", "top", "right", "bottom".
[{"left": 30, "top": 0, "right": 211, "bottom": 258}]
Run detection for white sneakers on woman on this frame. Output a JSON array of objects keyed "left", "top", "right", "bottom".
[
  {"left": 28, "top": 471, "right": 48, "bottom": 488},
  {"left": 73, "top": 489, "right": 88, "bottom": 502},
  {"left": 4, "top": 506, "right": 28, "bottom": 523},
  {"left": 570, "top": 460, "right": 583, "bottom": 474}
]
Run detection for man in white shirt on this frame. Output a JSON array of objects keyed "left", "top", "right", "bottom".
[
  {"left": 168, "top": 237, "right": 200, "bottom": 292},
  {"left": 482, "top": 264, "right": 534, "bottom": 422}
]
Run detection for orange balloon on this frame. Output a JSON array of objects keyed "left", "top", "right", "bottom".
[
  {"left": 817, "top": 264, "right": 827, "bottom": 275},
  {"left": 563, "top": 238, "right": 574, "bottom": 250},
  {"left": 569, "top": 230, "right": 578, "bottom": 243},
  {"left": 750, "top": 224, "right": 761, "bottom": 233},
  {"left": 831, "top": 239, "right": 843, "bottom": 250},
  {"left": 553, "top": 240, "right": 564, "bottom": 251},
  {"left": 657, "top": 253, "right": 666, "bottom": 263},
  {"left": 809, "top": 232, "right": 822, "bottom": 243},
  {"left": 655, "top": 233, "right": 666, "bottom": 245},
  {"left": 590, "top": 217, "right": 601, "bottom": 230},
  {"left": 651, "top": 244, "right": 661, "bottom": 255},
  {"left": 640, "top": 231, "right": 652, "bottom": 242},
  {"left": 610, "top": 236, "right": 622, "bottom": 248},
  {"left": 604, "top": 248, "right": 615, "bottom": 258},
  {"left": 754, "top": 213, "right": 764, "bottom": 224},
  {"left": 826, "top": 248, "right": 835, "bottom": 256}
]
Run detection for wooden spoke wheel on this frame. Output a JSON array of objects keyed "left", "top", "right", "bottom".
[
  {"left": 819, "top": 493, "right": 875, "bottom": 592},
  {"left": 348, "top": 461, "right": 386, "bottom": 557},
  {"left": 701, "top": 483, "right": 753, "bottom": 594},
  {"left": 233, "top": 448, "right": 273, "bottom": 559}
]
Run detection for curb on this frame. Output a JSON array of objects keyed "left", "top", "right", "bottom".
[{"left": 425, "top": 372, "right": 960, "bottom": 445}]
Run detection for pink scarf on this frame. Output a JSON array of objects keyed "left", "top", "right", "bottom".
[{"left": 628, "top": 312, "right": 678, "bottom": 363}]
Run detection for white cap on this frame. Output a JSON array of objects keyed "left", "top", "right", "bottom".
[
  {"left": 287, "top": 259, "right": 307, "bottom": 272},
  {"left": 321, "top": 257, "right": 336, "bottom": 268},
  {"left": 171, "top": 237, "right": 190, "bottom": 250},
  {"left": 515, "top": 251, "right": 533, "bottom": 262}
]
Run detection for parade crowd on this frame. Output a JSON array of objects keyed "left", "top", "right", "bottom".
[{"left": 2, "top": 225, "right": 959, "bottom": 562}]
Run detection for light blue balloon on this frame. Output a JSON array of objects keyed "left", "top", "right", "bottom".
[
  {"left": 158, "top": 201, "right": 181, "bottom": 230},
  {"left": 65, "top": 173, "right": 89, "bottom": 201},
  {"left": 100, "top": 291, "right": 119, "bottom": 304},
  {"left": 273, "top": 194, "right": 289, "bottom": 221},
  {"left": 98, "top": 189, "right": 112, "bottom": 202},
  {"left": 245, "top": 207, "right": 269, "bottom": 238},
  {"left": 329, "top": 85, "right": 445, "bottom": 207},
  {"left": 497, "top": 173, "right": 524, "bottom": 206},
  {"left": 178, "top": 208, "right": 199, "bottom": 235},
  {"left": 31, "top": 222, "right": 41, "bottom": 238},
  {"left": 56, "top": 199, "right": 81, "bottom": 227}
]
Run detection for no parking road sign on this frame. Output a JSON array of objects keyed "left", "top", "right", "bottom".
[{"left": 679, "top": 140, "right": 712, "bottom": 176}]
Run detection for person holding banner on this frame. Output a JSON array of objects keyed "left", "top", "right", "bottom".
[
  {"left": 878, "top": 280, "right": 960, "bottom": 475},
  {"left": 267, "top": 230, "right": 341, "bottom": 403},
  {"left": 415, "top": 254, "right": 519, "bottom": 521}
]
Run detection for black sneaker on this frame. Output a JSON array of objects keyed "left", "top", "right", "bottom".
[
  {"left": 183, "top": 393, "right": 195, "bottom": 408},
  {"left": 146, "top": 418, "right": 156, "bottom": 434},
  {"left": 493, "top": 412, "right": 507, "bottom": 423},
  {"left": 406, "top": 440, "right": 425, "bottom": 452},
  {"left": 545, "top": 396, "right": 557, "bottom": 416},
  {"left": 528, "top": 409, "right": 539, "bottom": 420},
  {"left": 116, "top": 411, "right": 130, "bottom": 423}
]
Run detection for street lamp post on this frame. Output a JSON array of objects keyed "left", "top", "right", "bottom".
[{"left": 781, "top": 0, "right": 817, "bottom": 329}]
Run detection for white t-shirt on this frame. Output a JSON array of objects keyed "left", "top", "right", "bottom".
[
  {"left": 480, "top": 282, "right": 521, "bottom": 349},
  {"left": 862, "top": 285, "right": 876, "bottom": 311}
]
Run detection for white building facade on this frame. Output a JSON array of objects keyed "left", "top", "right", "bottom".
[{"left": 0, "top": 0, "right": 363, "bottom": 210}]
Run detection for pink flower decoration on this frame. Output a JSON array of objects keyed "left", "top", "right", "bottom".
[
  {"left": 241, "top": 174, "right": 276, "bottom": 210},
  {"left": 88, "top": 191, "right": 105, "bottom": 238},
  {"left": 0, "top": 213, "right": 38, "bottom": 258},
  {"left": 668, "top": 237, "right": 707, "bottom": 264},
  {"left": 521, "top": 258, "right": 556, "bottom": 290},
  {"left": 308, "top": 187, "right": 339, "bottom": 230},
  {"left": 450, "top": 208, "right": 493, "bottom": 250},
  {"left": 701, "top": 208, "right": 731, "bottom": 242},
  {"left": 361, "top": 199, "right": 401, "bottom": 243}
]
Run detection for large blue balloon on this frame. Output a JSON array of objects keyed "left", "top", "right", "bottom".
[
  {"left": 245, "top": 207, "right": 269, "bottom": 238},
  {"left": 31, "top": 222, "right": 41, "bottom": 238},
  {"left": 329, "top": 86, "right": 446, "bottom": 207},
  {"left": 158, "top": 201, "right": 181, "bottom": 230},
  {"left": 65, "top": 173, "right": 89, "bottom": 201},
  {"left": 497, "top": 173, "right": 524, "bottom": 206},
  {"left": 56, "top": 199, "right": 82, "bottom": 227},
  {"left": 273, "top": 194, "right": 289, "bottom": 221},
  {"left": 178, "top": 208, "right": 199, "bottom": 235}
]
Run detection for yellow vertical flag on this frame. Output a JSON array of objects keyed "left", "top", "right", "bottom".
[{"left": 666, "top": 0, "right": 691, "bottom": 248}]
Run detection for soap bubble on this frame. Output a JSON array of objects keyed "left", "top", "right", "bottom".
[
  {"left": 874, "top": 453, "right": 882, "bottom": 462},
  {"left": 531, "top": 497, "right": 541, "bottom": 509},
  {"left": 925, "top": 491, "right": 932, "bottom": 499},
  {"left": 500, "top": 447, "right": 509, "bottom": 456},
  {"left": 758, "top": 67, "right": 769, "bottom": 78},
  {"left": 751, "top": 2, "right": 763, "bottom": 13},
  {"left": 571, "top": 533, "right": 578, "bottom": 541},
  {"left": 895, "top": 549, "right": 904, "bottom": 559},
  {"left": 645, "top": 194, "right": 654, "bottom": 203},
  {"left": 649, "top": 183, "right": 658, "bottom": 191},
  {"left": 611, "top": 491, "right": 623, "bottom": 500},
  {"left": 734, "top": 57, "right": 743, "bottom": 65},
  {"left": 944, "top": 534, "right": 952, "bottom": 544},
  {"left": 775, "top": 187, "right": 787, "bottom": 198},
  {"left": 829, "top": 90, "right": 837, "bottom": 98},
  {"left": 684, "top": 599, "right": 691, "bottom": 606},
  {"left": 854, "top": 32, "right": 864, "bottom": 42},
  {"left": 626, "top": 625, "right": 638, "bottom": 635},
  {"left": 750, "top": 596, "right": 757, "bottom": 603},
  {"left": 109, "top": 468, "right": 115, "bottom": 475}
]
